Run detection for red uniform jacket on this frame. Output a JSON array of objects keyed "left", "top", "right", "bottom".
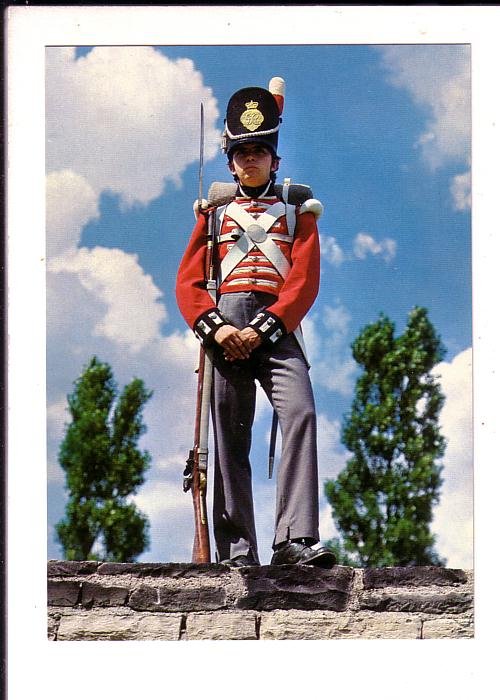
[{"left": 176, "top": 194, "right": 321, "bottom": 346}]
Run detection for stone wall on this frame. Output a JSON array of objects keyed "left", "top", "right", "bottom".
[{"left": 47, "top": 561, "right": 474, "bottom": 641}]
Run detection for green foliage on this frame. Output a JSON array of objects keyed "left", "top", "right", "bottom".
[
  {"left": 324, "top": 307, "right": 447, "bottom": 567},
  {"left": 56, "top": 357, "right": 152, "bottom": 562}
]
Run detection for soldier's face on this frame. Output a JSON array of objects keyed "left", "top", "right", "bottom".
[{"left": 229, "top": 144, "right": 277, "bottom": 187}]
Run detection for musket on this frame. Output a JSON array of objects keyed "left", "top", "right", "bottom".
[
  {"left": 183, "top": 344, "right": 212, "bottom": 563},
  {"left": 182, "top": 103, "right": 214, "bottom": 563}
]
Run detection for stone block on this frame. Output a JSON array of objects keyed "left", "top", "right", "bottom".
[
  {"left": 185, "top": 612, "right": 258, "bottom": 640},
  {"left": 47, "top": 560, "right": 99, "bottom": 577},
  {"left": 47, "top": 613, "right": 61, "bottom": 640},
  {"left": 260, "top": 610, "right": 422, "bottom": 640},
  {"left": 81, "top": 582, "right": 129, "bottom": 608},
  {"left": 363, "top": 566, "right": 468, "bottom": 589},
  {"left": 46, "top": 561, "right": 475, "bottom": 641},
  {"left": 97, "top": 562, "right": 227, "bottom": 578},
  {"left": 360, "top": 591, "right": 473, "bottom": 614},
  {"left": 236, "top": 564, "right": 354, "bottom": 611},
  {"left": 56, "top": 610, "right": 183, "bottom": 641},
  {"left": 48, "top": 580, "right": 81, "bottom": 606},
  {"left": 422, "top": 616, "right": 474, "bottom": 639},
  {"left": 129, "top": 584, "right": 226, "bottom": 612}
]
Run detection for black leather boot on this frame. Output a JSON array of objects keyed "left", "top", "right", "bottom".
[{"left": 270, "top": 539, "right": 336, "bottom": 567}]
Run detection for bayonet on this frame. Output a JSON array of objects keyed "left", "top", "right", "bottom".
[{"left": 198, "top": 102, "right": 204, "bottom": 212}]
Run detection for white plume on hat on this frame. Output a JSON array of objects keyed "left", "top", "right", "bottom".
[{"left": 269, "top": 76, "right": 285, "bottom": 115}]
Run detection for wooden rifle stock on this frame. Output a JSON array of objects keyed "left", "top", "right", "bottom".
[{"left": 183, "top": 345, "right": 213, "bottom": 563}]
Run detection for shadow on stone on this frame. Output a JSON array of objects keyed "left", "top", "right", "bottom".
[{"left": 236, "top": 564, "right": 354, "bottom": 611}]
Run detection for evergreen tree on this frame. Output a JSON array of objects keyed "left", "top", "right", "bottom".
[
  {"left": 56, "top": 357, "right": 152, "bottom": 562},
  {"left": 324, "top": 307, "right": 446, "bottom": 567}
]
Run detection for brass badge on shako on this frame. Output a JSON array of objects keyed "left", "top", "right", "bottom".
[{"left": 240, "top": 101, "right": 264, "bottom": 132}]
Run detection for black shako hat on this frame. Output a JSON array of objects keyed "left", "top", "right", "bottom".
[{"left": 222, "top": 78, "right": 285, "bottom": 159}]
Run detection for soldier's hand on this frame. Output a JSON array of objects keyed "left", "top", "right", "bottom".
[
  {"left": 214, "top": 325, "right": 253, "bottom": 361},
  {"left": 239, "top": 327, "right": 262, "bottom": 351}
]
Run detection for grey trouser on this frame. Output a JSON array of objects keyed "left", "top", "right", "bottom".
[{"left": 212, "top": 291, "right": 319, "bottom": 564}]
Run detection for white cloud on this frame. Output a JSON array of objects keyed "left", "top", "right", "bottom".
[
  {"left": 316, "top": 412, "right": 350, "bottom": 544},
  {"left": 320, "top": 234, "right": 345, "bottom": 266},
  {"left": 317, "top": 412, "right": 349, "bottom": 484},
  {"left": 323, "top": 304, "right": 351, "bottom": 337},
  {"left": 304, "top": 306, "right": 358, "bottom": 397},
  {"left": 319, "top": 358, "right": 358, "bottom": 396},
  {"left": 378, "top": 45, "right": 471, "bottom": 169},
  {"left": 46, "top": 170, "right": 99, "bottom": 257},
  {"left": 47, "top": 396, "right": 70, "bottom": 485},
  {"left": 378, "top": 45, "right": 471, "bottom": 213},
  {"left": 255, "top": 384, "right": 274, "bottom": 425},
  {"left": 132, "top": 477, "right": 196, "bottom": 563},
  {"left": 450, "top": 169, "right": 472, "bottom": 212},
  {"left": 321, "top": 232, "right": 397, "bottom": 266},
  {"left": 49, "top": 246, "right": 166, "bottom": 353},
  {"left": 432, "top": 348, "right": 473, "bottom": 568},
  {"left": 319, "top": 503, "right": 337, "bottom": 543},
  {"left": 46, "top": 46, "right": 220, "bottom": 207},
  {"left": 353, "top": 232, "right": 397, "bottom": 263},
  {"left": 47, "top": 395, "right": 68, "bottom": 441}
]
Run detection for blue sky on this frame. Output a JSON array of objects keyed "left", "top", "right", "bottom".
[{"left": 45, "top": 42, "right": 473, "bottom": 567}]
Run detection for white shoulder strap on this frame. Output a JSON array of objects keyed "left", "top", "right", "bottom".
[{"left": 281, "top": 177, "right": 297, "bottom": 238}]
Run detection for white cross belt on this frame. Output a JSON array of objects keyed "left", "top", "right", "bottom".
[{"left": 218, "top": 202, "right": 292, "bottom": 285}]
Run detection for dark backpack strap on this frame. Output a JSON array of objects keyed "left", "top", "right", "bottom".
[{"left": 274, "top": 182, "right": 313, "bottom": 205}]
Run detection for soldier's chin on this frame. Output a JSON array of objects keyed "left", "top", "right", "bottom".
[{"left": 242, "top": 174, "right": 267, "bottom": 187}]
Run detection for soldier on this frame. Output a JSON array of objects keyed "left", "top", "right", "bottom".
[{"left": 176, "top": 78, "right": 335, "bottom": 568}]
